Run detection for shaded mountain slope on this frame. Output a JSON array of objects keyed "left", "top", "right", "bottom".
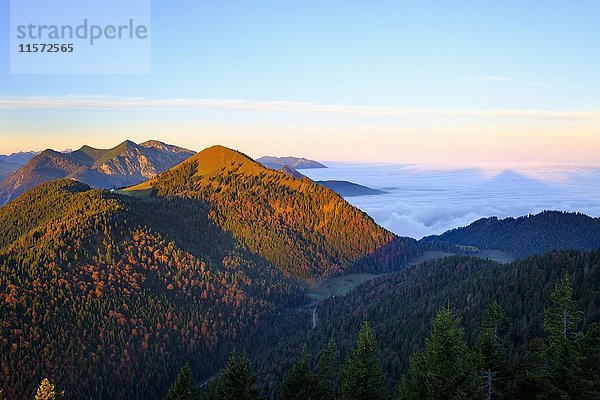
[
  {"left": 0, "top": 160, "right": 18, "bottom": 182},
  {"left": 254, "top": 250, "right": 600, "bottom": 393},
  {"left": 0, "top": 179, "right": 304, "bottom": 400},
  {"left": 125, "top": 145, "right": 418, "bottom": 279},
  {"left": 0, "top": 140, "right": 194, "bottom": 205},
  {"left": 423, "top": 211, "right": 600, "bottom": 258},
  {"left": 0, "top": 151, "right": 36, "bottom": 166}
]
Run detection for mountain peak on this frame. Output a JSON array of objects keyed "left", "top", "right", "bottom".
[
  {"left": 257, "top": 155, "right": 326, "bottom": 170},
  {"left": 186, "top": 145, "right": 260, "bottom": 175},
  {"left": 116, "top": 139, "right": 139, "bottom": 151}
]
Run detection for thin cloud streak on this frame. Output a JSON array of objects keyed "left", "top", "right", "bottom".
[
  {"left": 455, "top": 76, "right": 584, "bottom": 89},
  {"left": 0, "top": 95, "right": 599, "bottom": 121}
]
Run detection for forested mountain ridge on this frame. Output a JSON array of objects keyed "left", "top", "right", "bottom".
[
  {"left": 0, "top": 140, "right": 194, "bottom": 205},
  {"left": 423, "top": 210, "right": 600, "bottom": 258},
  {"left": 253, "top": 249, "right": 600, "bottom": 397},
  {"left": 124, "top": 145, "right": 419, "bottom": 279},
  {"left": 0, "top": 179, "right": 306, "bottom": 400}
]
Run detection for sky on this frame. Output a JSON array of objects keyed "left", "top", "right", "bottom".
[{"left": 1, "top": 0, "right": 600, "bottom": 164}]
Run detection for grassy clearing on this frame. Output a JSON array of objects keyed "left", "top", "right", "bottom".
[{"left": 307, "top": 273, "right": 379, "bottom": 303}]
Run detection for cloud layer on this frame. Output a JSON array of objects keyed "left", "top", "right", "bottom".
[{"left": 302, "top": 164, "right": 600, "bottom": 239}]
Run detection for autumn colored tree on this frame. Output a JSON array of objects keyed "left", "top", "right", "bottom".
[{"left": 34, "top": 378, "right": 63, "bottom": 400}]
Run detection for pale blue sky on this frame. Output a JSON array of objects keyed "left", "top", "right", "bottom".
[{"left": 1, "top": 0, "right": 600, "bottom": 163}]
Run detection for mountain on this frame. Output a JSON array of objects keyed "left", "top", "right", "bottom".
[
  {"left": 0, "top": 160, "right": 19, "bottom": 182},
  {"left": 278, "top": 164, "right": 307, "bottom": 179},
  {"left": 257, "top": 155, "right": 326, "bottom": 170},
  {"left": 124, "top": 145, "right": 419, "bottom": 279},
  {"left": 0, "top": 145, "right": 420, "bottom": 399},
  {"left": 0, "top": 140, "right": 194, "bottom": 205},
  {"left": 254, "top": 250, "right": 600, "bottom": 394},
  {"left": 423, "top": 211, "right": 600, "bottom": 258},
  {"left": 0, "top": 150, "right": 37, "bottom": 166},
  {"left": 0, "top": 179, "right": 305, "bottom": 400},
  {"left": 316, "top": 180, "right": 386, "bottom": 196},
  {"left": 277, "top": 165, "right": 386, "bottom": 197}
]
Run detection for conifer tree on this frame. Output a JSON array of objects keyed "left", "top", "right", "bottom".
[
  {"left": 398, "top": 307, "right": 481, "bottom": 400},
  {"left": 164, "top": 363, "right": 202, "bottom": 400},
  {"left": 579, "top": 323, "right": 600, "bottom": 398},
  {"left": 319, "top": 338, "right": 340, "bottom": 400},
  {"left": 537, "top": 274, "right": 586, "bottom": 399},
  {"left": 476, "top": 301, "right": 508, "bottom": 400},
  {"left": 211, "top": 350, "right": 262, "bottom": 400},
  {"left": 279, "top": 349, "right": 325, "bottom": 400},
  {"left": 34, "top": 378, "right": 64, "bottom": 400},
  {"left": 340, "top": 321, "right": 386, "bottom": 400}
]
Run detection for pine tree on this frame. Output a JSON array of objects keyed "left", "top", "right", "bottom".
[
  {"left": 476, "top": 301, "right": 508, "bottom": 400},
  {"left": 340, "top": 321, "right": 386, "bottom": 400},
  {"left": 398, "top": 307, "right": 481, "bottom": 400},
  {"left": 579, "top": 323, "right": 600, "bottom": 398},
  {"left": 543, "top": 274, "right": 583, "bottom": 341},
  {"left": 34, "top": 378, "right": 64, "bottom": 400},
  {"left": 537, "top": 274, "right": 586, "bottom": 399},
  {"left": 279, "top": 349, "right": 325, "bottom": 400},
  {"left": 319, "top": 338, "right": 339, "bottom": 400},
  {"left": 211, "top": 350, "right": 262, "bottom": 400},
  {"left": 164, "top": 363, "right": 202, "bottom": 400}
]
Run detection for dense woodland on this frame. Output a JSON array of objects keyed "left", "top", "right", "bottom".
[
  {"left": 423, "top": 211, "right": 600, "bottom": 258},
  {"left": 125, "top": 270, "right": 598, "bottom": 400},
  {"left": 251, "top": 250, "right": 600, "bottom": 397},
  {"left": 0, "top": 180, "right": 305, "bottom": 399}
]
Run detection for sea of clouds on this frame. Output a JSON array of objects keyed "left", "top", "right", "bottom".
[{"left": 302, "top": 163, "right": 600, "bottom": 240}]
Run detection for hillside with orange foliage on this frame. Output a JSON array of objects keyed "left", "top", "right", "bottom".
[{"left": 126, "top": 146, "right": 419, "bottom": 279}]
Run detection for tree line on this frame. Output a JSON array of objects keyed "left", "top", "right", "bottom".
[{"left": 159, "top": 274, "right": 599, "bottom": 400}]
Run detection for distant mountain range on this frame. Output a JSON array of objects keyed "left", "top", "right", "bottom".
[
  {"left": 0, "top": 150, "right": 37, "bottom": 166},
  {"left": 423, "top": 211, "right": 600, "bottom": 258},
  {"left": 0, "top": 140, "right": 194, "bottom": 205},
  {"left": 257, "top": 156, "right": 327, "bottom": 170}
]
